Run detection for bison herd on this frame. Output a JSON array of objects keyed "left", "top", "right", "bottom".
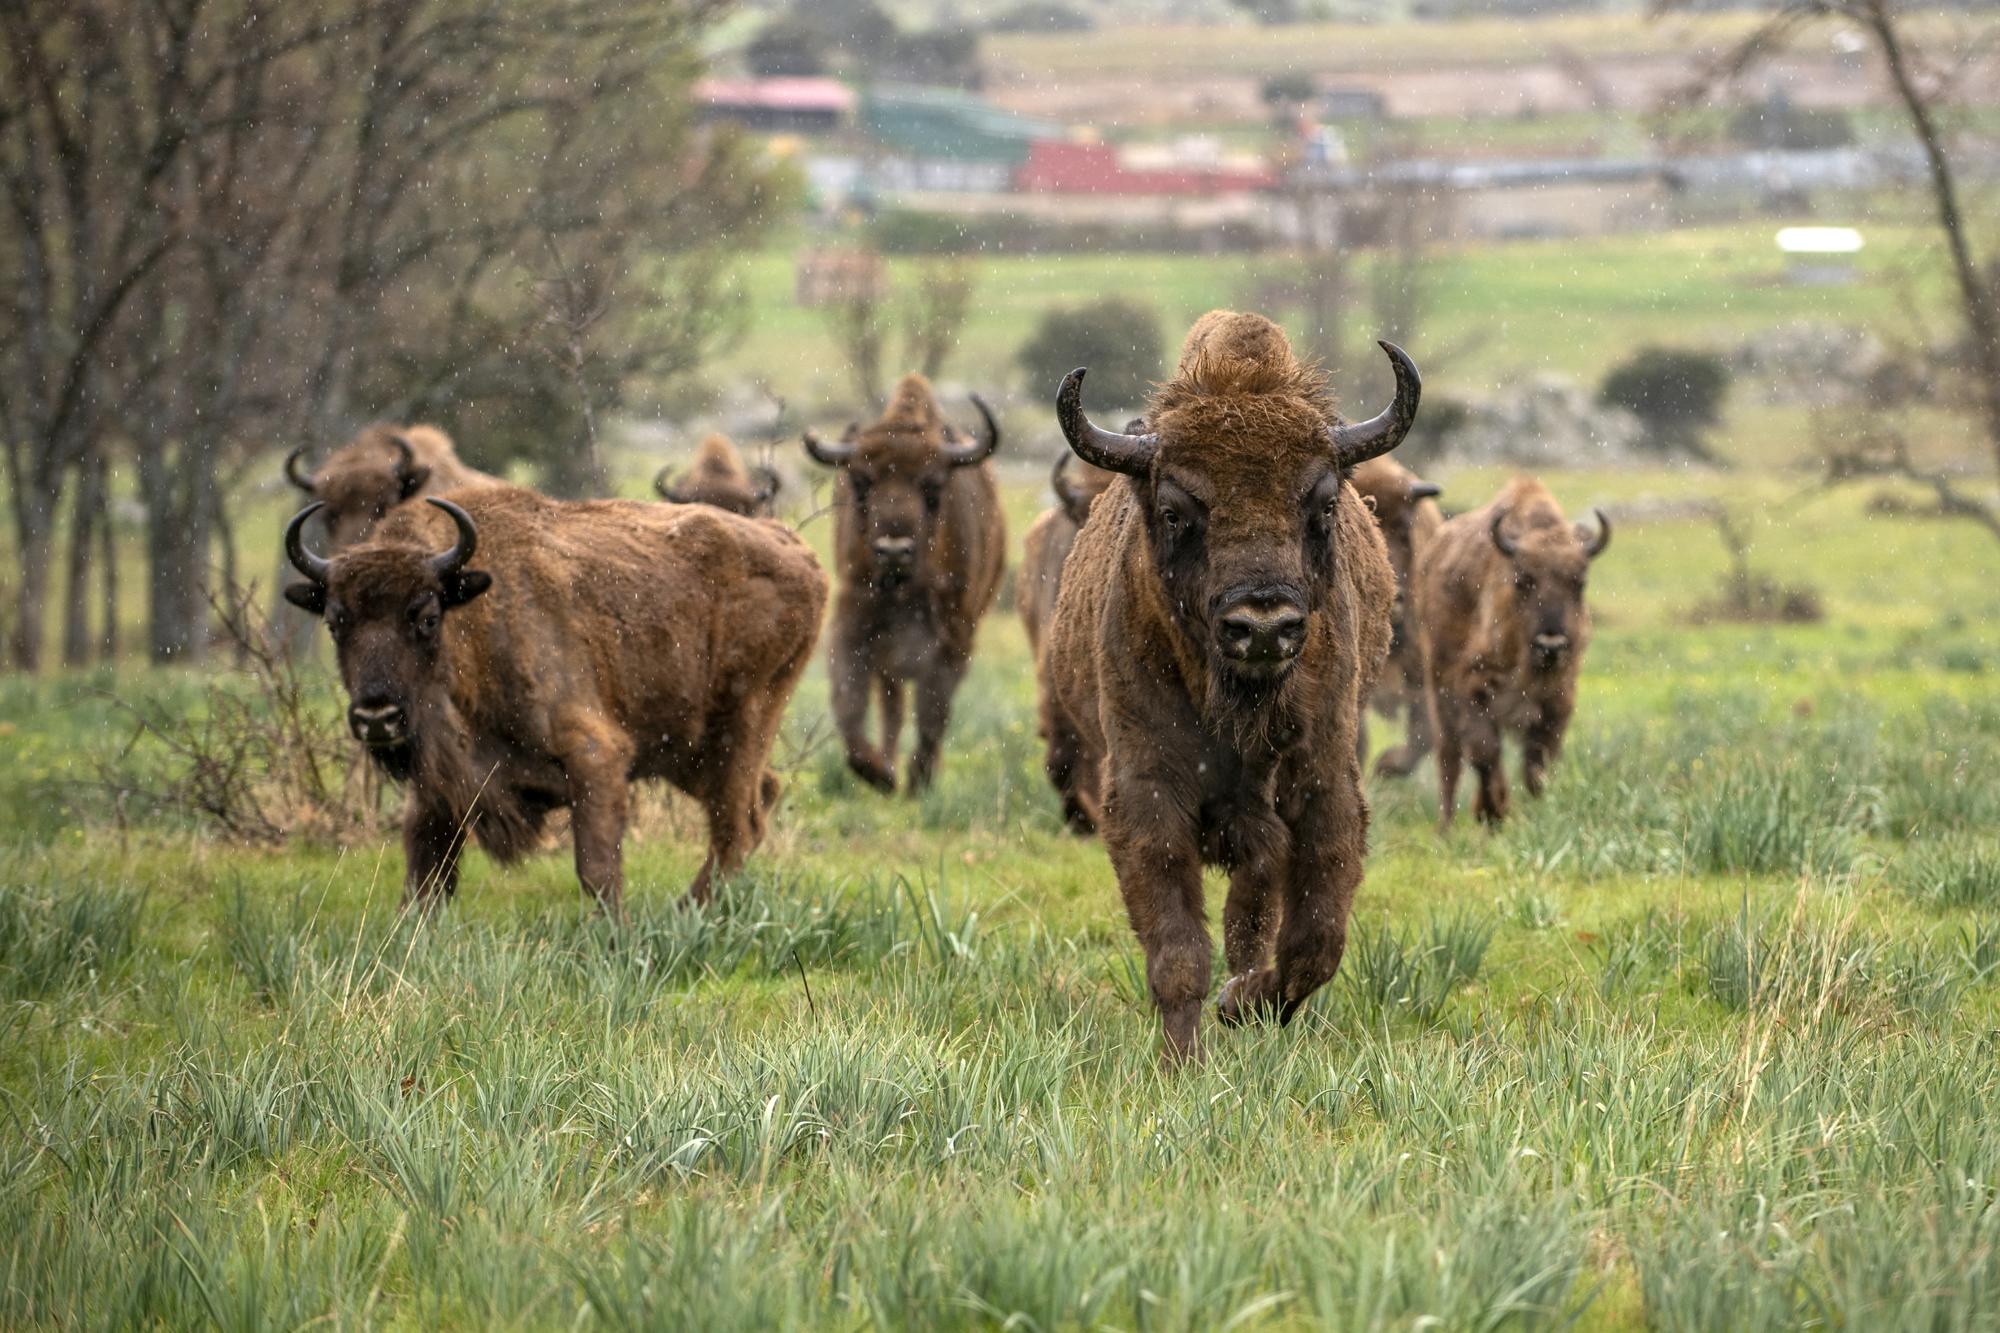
[{"left": 281, "top": 308, "right": 1611, "bottom": 1060}]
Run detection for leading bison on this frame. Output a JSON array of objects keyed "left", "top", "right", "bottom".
[
  {"left": 803, "top": 373, "right": 1006, "bottom": 794},
  {"left": 282, "top": 484, "right": 827, "bottom": 912},
  {"left": 1413, "top": 476, "right": 1608, "bottom": 829},
  {"left": 286, "top": 422, "right": 500, "bottom": 551},
  {"left": 1044, "top": 311, "right": 1419, "bottom": 1060}
]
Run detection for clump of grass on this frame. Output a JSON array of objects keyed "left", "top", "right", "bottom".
[
  {"left": 1344, "top": 907, "right": 1494, "bottom": 1024},
  {"left": 1893, "top": 836, "right": 2000, "bottom": 910},
  {"left": 0, "top": 878, "right": 143, "bottom": 999},
  {"left": 1679, "top": 760, "right": 1868, "bottom": 880},
  {"left": 1700, "top": 903, "right": 1960, "bottom": 1019}
]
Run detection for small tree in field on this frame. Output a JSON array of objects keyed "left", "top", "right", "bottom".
[
  {"left": 1016, "top": 298, "right": 1165, "bottom": 411},
  {"left": 1599, "top": 347, "right": 1732, "bottom": 462}
]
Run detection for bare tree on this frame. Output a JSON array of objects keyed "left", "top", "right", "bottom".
[
  {"left": 1682, "top": 0, "right": 2000, "bottom": 537},
  {"left": 820, "top": 259, "right": 980, "bottom": 411}
]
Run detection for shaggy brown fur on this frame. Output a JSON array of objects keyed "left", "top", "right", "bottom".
[
  {"left": 1413, "top": 475, "right": 1607, "bottom": 829},
  {"left": 284, "top": 483, "right": 827, "bottom": 913},
  {"left": 655, "top": 433, "right": 780, "bottom": 517},
  {"left": 287, "top": 423, "right": 500, "bottom": 550},
  {"left": 1349, "top": 456, "right": 1445, "bottom": 777},
  {"left": 1044, "top": 312, "right": 1400, "bottom": 1061},
  {"left": 1020, "top": 448, "right": 1122, "bottom": 830},
  {"left": 805, "top": 373, "right": 1006, "bottom": 793}
]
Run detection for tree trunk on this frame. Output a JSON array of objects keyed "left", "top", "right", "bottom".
[
  {"left": 62, "top": 451, "right": 105, "bottom": 667},
  {"left": 138, "top": 438, "right": 217, "bottom": 664},
  {"left": 98, "top": 471, "right": 119, "bottom": 662},
  {"left": 10, "top": 508, "right": 55, "bottom": 672}
]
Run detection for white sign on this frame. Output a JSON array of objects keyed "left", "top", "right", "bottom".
[{"left": 1776, "top": 226, "right": 1864, "bottom": 254}]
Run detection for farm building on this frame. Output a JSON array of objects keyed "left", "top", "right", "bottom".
[{"left": 697, "top": 78, "right": 854, "bottom": 134}]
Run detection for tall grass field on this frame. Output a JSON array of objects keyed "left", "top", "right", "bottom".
[{"left": 3, "top": 445, "right": 1999, "bottom": 1328}]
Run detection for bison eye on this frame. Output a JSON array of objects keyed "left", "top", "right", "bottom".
[{"left": 921, "top": 482, "right": 944, "bottom": 511}]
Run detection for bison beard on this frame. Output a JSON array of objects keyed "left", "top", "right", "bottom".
[
  {"left": 366, "top": 699, "right": 543, "bottom": 868},
  {"left": 1043, "top": 310, "right": 1418, "bottom": 1062}
]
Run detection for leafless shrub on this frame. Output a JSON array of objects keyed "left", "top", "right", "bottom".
[
  {"left": 97, "top": 582, "right": 387, "bottom": 845},
  {"left": 1687, "top": 510, "right": 1824, "bottom": 626}
]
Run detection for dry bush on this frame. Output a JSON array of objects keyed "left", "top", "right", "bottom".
[
  {"left": 98, "top": 583, "right": 389, "bottom": 845},
  {"left": 1686, "top": 510, "right": 1823, "bottom": 626}
]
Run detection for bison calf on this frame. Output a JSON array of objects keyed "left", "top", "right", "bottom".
[
  {"left": 286, "top": 422, "right": 500, "bottom": 551},
  {"left": 1044, "top": 311, "right": 1418, "bottom": 1061},
  {"left": 283, "top": 485, "right": 827, "bottom": 913},
  {"left": 655, "top": 433, "right": 781, "bottom": 517},
  {"left": 1413, "top": 476, "right": 1608, "bottom": 829},
  {"left": 802, "top": 374, "right": 1005, "bottom": 794},
  {"left": 1348, "top": 457, "right": 1444, "bottom": 778}
]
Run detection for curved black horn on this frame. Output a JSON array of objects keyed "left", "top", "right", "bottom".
[
  {"left": 1409, "top": 481, "right": 1443, "bottom": 502},
  {"left": 1051, "top": 452, "right": 1089, "bottom": 521},
  {"left": 944, "top": 394, "right": 1000, "bottom": 467},
  {"left": 425, "top": 498, "right": 478, "bottom": 579},
  {"left": 1580, "top": 507, "right": 1611, "bottom": 558},
  {"left": 1489, "top": 508, "right": 1519, "bottom": 559},
  {"left": 284, "top": 503, "right": 332, "bottom": 584},
  {"left": 284, "top": 447, "right": 317, "bottom": 493},
  {"left": 1330, "top": 341, "right": 1422, "bottom": 468},
  {"left": 653, "top": 464, "right": 685, "bottom": 502},
  {"left": 1057, "top": 368, "right": 1158, "bottom": 477},
  {"left": 750, "top": 465, "right": 781, "bottom": 506},
  {"left": 802, "top": 426, "right": 857, "bottom": 468}
]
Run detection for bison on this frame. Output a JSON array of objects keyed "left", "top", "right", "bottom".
[
  {"left": 1348, "top": 457, "right": 1444, "bottom": 778},
  {"left": 1412, "top": 476, "right": 1608, "bottom": 829},
  {"left": 802, "top": 373, "right": 1005, "bottom": 794},
  {"left": 1020, "top": 443, "right": 1124, "bottom": 831},
  {"left": 285, "top": 422, "right": 500, "bottom": 551},
  {"left": 1043, "top": 311, "right": 1419, "bottom": 1060},
  {"left": 654, "top": 432, "right": 781, "bottom": 517},
  {"left": 281, "top": 484, "right": 827, "bottom": 912}
]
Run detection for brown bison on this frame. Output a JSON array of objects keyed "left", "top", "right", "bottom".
[
  {"left": 654, "top": 433, "right": 781, "bottom": 517},
  {"left": 1043, "top": 311, "right": 1419, "bottom": 1060},
  {"left": 1413, "top": 476, "right": 1608, "bottom": 829},
  {"left": 281, "top": 484, "right": 827, "bottom": 912},
  {"left": 285, "top": 422, "right": 500, "bottom": 550},
  {"left": 802, "top": 373, "right": 1006, "bottom": 794},
  {"left": 1348, "top": 456, "right": 1444, "bottom": 778},
  {"left": 1020, "top": 444, "right": 1123, "bottom": 831}
]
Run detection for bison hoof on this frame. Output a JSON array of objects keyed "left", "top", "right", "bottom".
[
  {"left": 1216, "top": 970, "right": 1279, "bottom": 1026},
  {"left": 846, "top": 753, "right": 897, "bottom": 794},
  {"left": 1060, "top": 799, "right": 1096, "bottom": 836},
  {"left": 1373, "top": 747, "right": 1416, "bottom": 778}
]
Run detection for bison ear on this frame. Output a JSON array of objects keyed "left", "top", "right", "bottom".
[
  {"left": 397, "top": 465, "right": 432, "bottom": 501},
  {"left": 1409, "top": 481, "right": 1442, "bottom": 502},
  {"left": 284, "top": 581, "right": 327, "bottom": 616},
  {"left": 441, "top": 568, "right": 492, "bottom": 609}
]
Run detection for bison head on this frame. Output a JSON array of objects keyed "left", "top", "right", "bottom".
[
  {"left": 1350, "top": 456, "right": 1442, "bottom": 653},
  {"left": 654, "top": 433, "right": 781, "bottom": 517},
  {"left": 282, "top": 498, "right": 492, "bottom": 765},
  {"left": 285, "top": 425, "right": 432, "bottom": 550},
  {"left": 802, "top": 373, "right": 998, "bottom": 587},
  {"left": 1490, "top": 504, "right": 1609, "bottom": 672},
  {"left": 1059, "top": 312, "right": 1419, "bottom": 690}
]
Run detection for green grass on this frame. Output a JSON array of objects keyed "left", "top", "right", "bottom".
[{"left": 4, "top": 456, "right": 2000, "bottom": 1328}]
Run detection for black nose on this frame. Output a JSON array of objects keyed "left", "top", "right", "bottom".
[
  {"left": 1218, "top": 604, "right": 1307, "bottom": 665},
  {"left": 348, "top": 700, "right": 407, "bottom": 746}
]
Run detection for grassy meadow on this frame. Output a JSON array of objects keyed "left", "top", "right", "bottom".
[{"left": 5, "top": 213, "right": 2000, "bottom": 1327}]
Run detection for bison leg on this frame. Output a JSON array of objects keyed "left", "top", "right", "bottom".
[
  {"left": 402, "top": 800, "right": 467, "bottom": 911},
  {"left": 687, "top": 708, "right": 784, "bottom": 908},
  {"left": 829, "top": 631, "right": 895, "bottom": 793},
  {"left": 1272, "top": 780, "right": 1368, "bottom": 1024},
  {"left": 1103, "top": 776, "right": 1210, "bottom": 1064},
  {"left": 877, "top": 677, "right": 906, "bottom": 771},
  {"left": 561, "top": 722, "right": 635, "bottom": 918},
  {"left": 1040, "top": 689, "right": 1097, "bottom": 835},
  {"left": 1434, "top": 703, "right": 1464, "bottom": 832},
  {"left": 1215, "top": 829, "right": 1288, "bottom": 1026},
  {"left": 1374, "top": 695, "right": 1434, "bottom": 779},
  {"left": 906, "top": 652, "right": 968, "bottom": 794},
  {"left": 1468, "top": 729, "right": 1509, "bottom": 827},
  {"left": 1521, "top": 702, "right": 1571, "bottom": 799}
]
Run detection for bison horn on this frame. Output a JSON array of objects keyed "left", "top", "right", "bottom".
[
  {"left": 653, "top": 464, "right": 687, "bottom": 502},
  {"left": 943, "top": 394, "right": 1000, "bottom": 468},
  {"left": 1051, "top": 452, "right": 1088, "bottom": 519},
  {"left": 750, "top": 465, "right": 782, "bottom": 506},
  {"left": 1489, "top": 508, "right": 1519, "bottom": 559},
  {"left": 1330, "top": 341, "right": 1422, "bottom": 468},
  {"left": 425, "top": 497, "right": 478, "bottom": 579},
  {"left": 283, "top": 503, "right": 332, "bottom": 584},
  {"left": 1580, "top": 507, "right": 1611, "bottom": 558},
  {"left": 1057, "top": 368, "right": 1158, "bottom": 477},
  {"left": 802, "top": 425, "right": 858, "bottom": 468},
  {"left": 389, "top": 433, "right": 417, "bottom": 478},
  {"left": 1409, "top": 481, "right": 1442, "bottom": 502},
  {"left": 284, "top": 447, "right": 317, "bottom": 493}
]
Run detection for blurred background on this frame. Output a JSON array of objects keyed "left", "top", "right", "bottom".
[{"left": 3, "top": 0, "right": 1996, "bottom": 671}]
